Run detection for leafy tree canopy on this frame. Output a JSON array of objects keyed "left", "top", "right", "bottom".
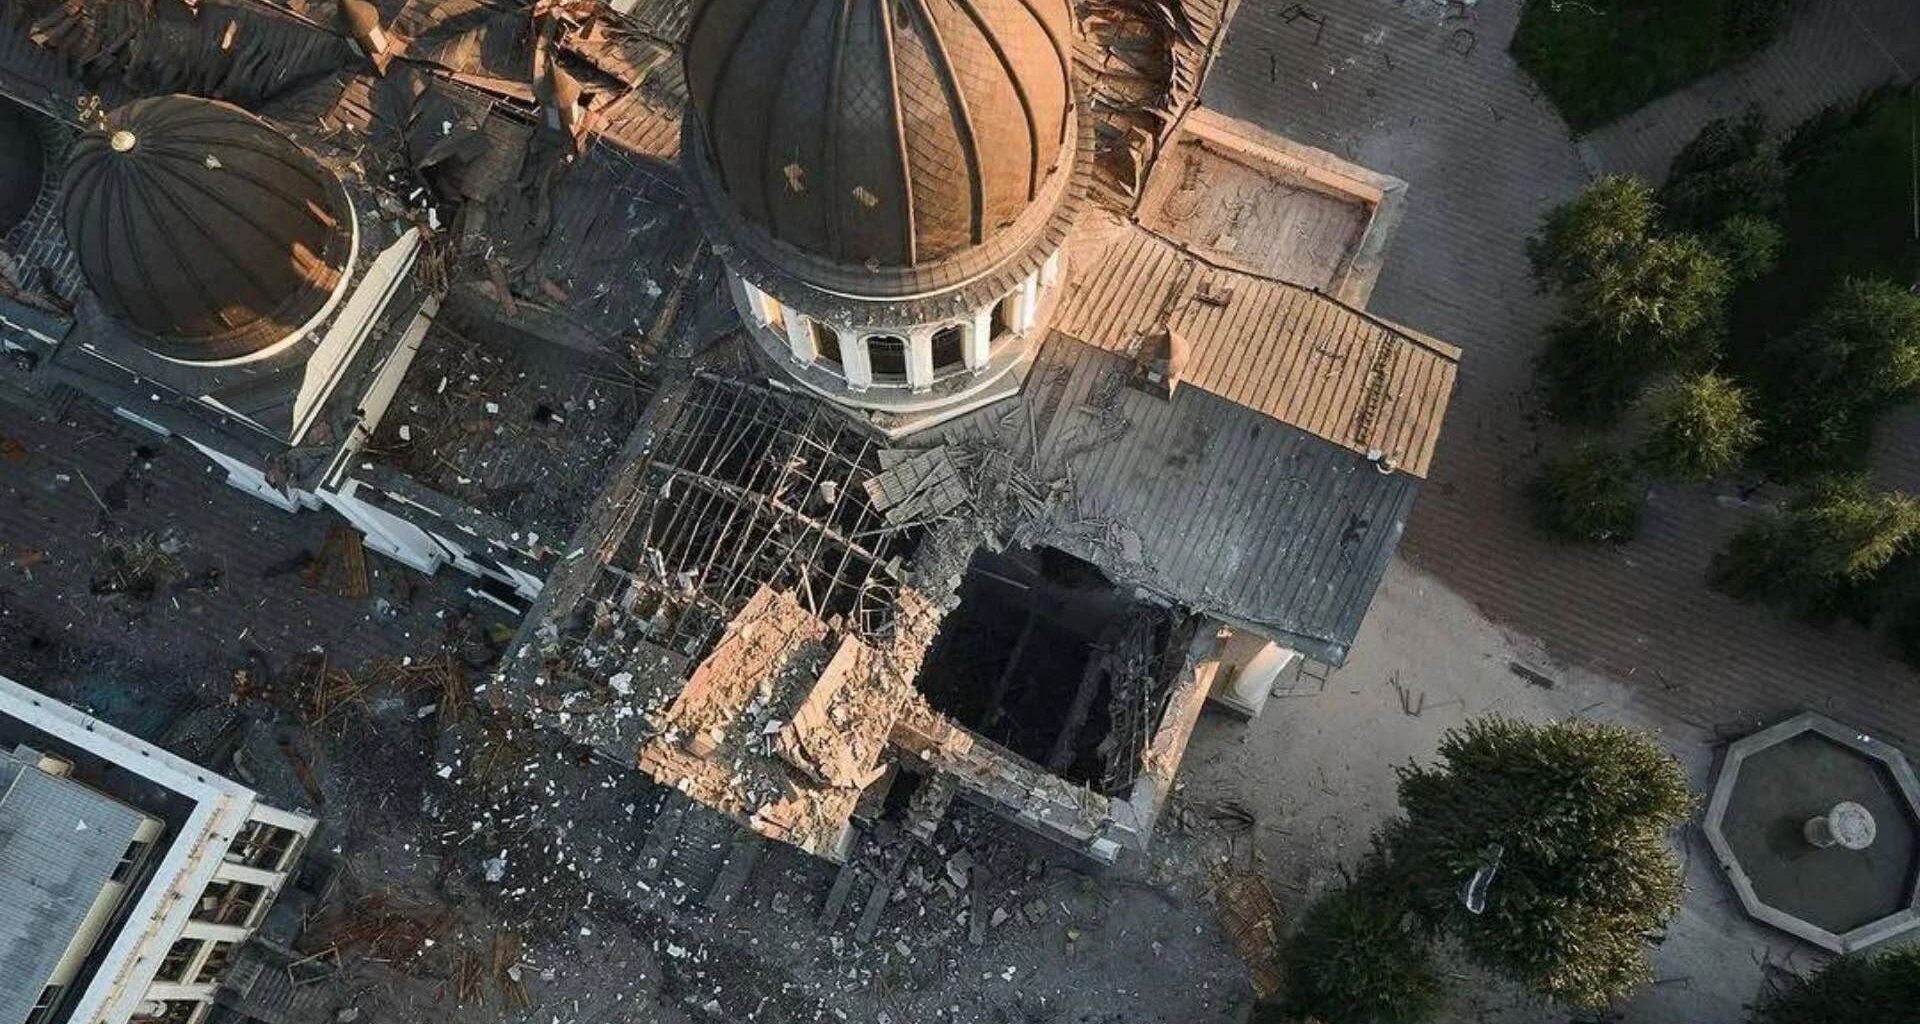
[
  {"left": 1755, "top": 277, "right": 1920, "bottom": 477},
  {"left": 1709, "top": 214, "right": 1784, "bottom": 286},
  {"left": 1639, "top": 371, "right": 1759, "bottom": 480},
  {"left": 1383, "top": 718, "right": 1692, "bottom": 1009},
  {"left": 1751, "top": 946, "right": 1920, "bottom": 1024},
  {"left": 1660, "top": 109, "right": 1786, "bottom": 233},
  {"left": 1712, "top": 476, "right": 1920, "bottom": 621},
  {"left": 1285, "top": 882, "right": 1444, "bottom": 1024},
  {"left": 1530, "top": 443, "right": 1644, "bottom": 543}
]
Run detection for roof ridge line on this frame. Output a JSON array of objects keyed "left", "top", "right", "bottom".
[{"left": 1129, "top": 221, "right": 1462, "bottom": 364}]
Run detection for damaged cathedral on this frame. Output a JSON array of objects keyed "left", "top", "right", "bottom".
[{"left": 0, "top": 0, "right": 1456, "bottom": 883}]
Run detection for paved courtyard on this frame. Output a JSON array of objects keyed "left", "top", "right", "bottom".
[
  {"left": 1203, "top": 0, "right": 1920, "bottom": 750},
  {"left": 4, "top": 3, "right": 1918, "bottom": 1021},
  {"left": 1178, "top": 1, "right": 1920, "bottom": 1020}
]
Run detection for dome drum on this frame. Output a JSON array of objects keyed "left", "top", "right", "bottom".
[
  {"left": 727, "top": 245, "right": 1066, "bottom": 417},
  {"left": 684, "top": 0, "right": 1087, "bottom": 426}
]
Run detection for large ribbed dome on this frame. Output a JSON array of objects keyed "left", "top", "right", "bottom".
[
  {"left": 685, "top": 0, "right": 1076, "bottom": 273},
  {"left": 63, "top": 96, "right": 355, "bottom": 363},
  {"left": 0, "top": 99, "right": 44, "bottom": 235}
]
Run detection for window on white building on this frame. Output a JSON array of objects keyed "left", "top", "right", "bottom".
[
  {"left": 111, "top": 836, "right": 149, "bottom": 883},
  {"left": 26, "top": 985, "right": 63, "bottom": 1024},
  {"left": 195, "top": 879, "right": 268, "bottom": 926},
  {"left": 193, "top": 941, "right": 237, "bottom": 985},
  {"left": 157, "top": 939, "right": 200, "bottom": 983},
  {"left": 931, "top": 325, "right": 966, "bottom": 372},
  {"left": 867, "top": 336, "right": 908, "bottom": 381},
  {"left": 991, "top": 293, "right": 1017, "bottom": 339},
  {"left": 811, "top": 320, "right": 842, "bottom": 367},
  {"left": 228, "top": 819, "right": 300, "bottom": 871}
]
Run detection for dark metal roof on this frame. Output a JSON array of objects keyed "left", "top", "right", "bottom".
[
  {"left": 0, "top": 98, "right": 42, "bottom": 235},
  {"left": 62, "top": 95, "right": 355, "bottom": 363},
  {"left": 932, "top": 335, "right": 1423, "bottom": 665},
  {"left": 683, "top": 0, "right": 1078, "bottom": 278}
]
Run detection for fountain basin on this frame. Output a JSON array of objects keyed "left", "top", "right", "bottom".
[{"left": 1704, "top": 712, "right": 1920, "bottom": 952}]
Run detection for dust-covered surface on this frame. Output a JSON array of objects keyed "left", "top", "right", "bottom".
[
  {"left": 0, "top": 400, "right": 1254, "bottom": 1024},
  {"left": 363, "top": 320, "right": 651, "bottom": 546}
]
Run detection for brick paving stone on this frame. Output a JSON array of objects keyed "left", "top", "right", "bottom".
[
  {"left": 1204, "top": 0, "right": 1920, "bottom": 747},
  {"left": 0, "top": 400, "right": 498, "bottom": 733}
]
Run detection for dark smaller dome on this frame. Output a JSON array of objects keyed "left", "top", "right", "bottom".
[
  {"left": 63, "top": 96, "right": 355, "bottom": 363},
  {"left": 0, "top": 99, "right": 45, "bottom": 235}
]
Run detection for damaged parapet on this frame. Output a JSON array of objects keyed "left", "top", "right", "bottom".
[{"left": 634, "top": 585, "right": 944, "bottom": 859}]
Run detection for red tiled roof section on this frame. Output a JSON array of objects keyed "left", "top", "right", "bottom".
[{"left": 1052, "top": 221, "right": 1460, "bottom": 478}]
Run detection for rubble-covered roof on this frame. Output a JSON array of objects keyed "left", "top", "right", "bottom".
[
  {"left": 364, "top": 318, "right": 652, "bottom": 547},
  {"left": 1134, "top": 105, "right": 1407, "bottom": 306}
]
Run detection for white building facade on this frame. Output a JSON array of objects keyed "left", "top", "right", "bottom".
[{"left": 0, "top": 677, "right": 317, "bottom": 1024}]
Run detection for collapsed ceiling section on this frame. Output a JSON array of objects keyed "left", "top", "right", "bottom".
[{"left": 1075, "top": 0, "right": 1236, "bottom": 205}]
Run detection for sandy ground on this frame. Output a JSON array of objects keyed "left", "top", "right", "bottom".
[{"left": 1178, "top": 558, "right": 1829, "bottom": 1023}]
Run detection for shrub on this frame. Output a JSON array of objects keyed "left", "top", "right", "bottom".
[
  {"left": 1709, "top": 214, "right": 1783, "bottom": 285},
  {"left": 1383, "top": 718, "right": 1692, "bottom": 1009},
  {"left": 1580, "top": 232, "right": 1731, "bottom": 367},
  {"left": 1511, "top": 0, "right": 1792, "bottom": 133},
  {"left": 1724, "top": 0, "right": 1791, "bottom": 52},
  {"left": 1530, "top": 444, "right": 1643, "bottom": 543},
  {"left": 1537, "top": 319, "right": 1651, "bottom": 424},
  {"left": 1528, "top": 177, "right": 1658, "bottom": 293},
  {"left": 1712, "top": 476, "right": 1920, "bottom": 622},
  {"left": 1881, "top": 566, "right": 1920, "bottom": 670},
  {"left": 1285, "top": 883, "right": 1444, "bottom": 1024},
  {"left": 1660, "top": 109, "right": 1785, "bottom": 233},
  {"left": 1639, "top": 372, "right": 1759, "bottom": 480},
  {"left": 1755, "top": 277, "right": 1920, "bottom": 478},
  {"left": 1752, "top": 946, "right": 1920, "bottom": 1024}
]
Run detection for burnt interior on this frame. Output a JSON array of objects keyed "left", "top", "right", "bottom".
[{"left": 914, "top": 546, "right": 1178, "bottom": 794}]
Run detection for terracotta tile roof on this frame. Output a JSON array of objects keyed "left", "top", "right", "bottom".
[{"left": 1051, "top": 217, "right": 1459, "bottom": 478}]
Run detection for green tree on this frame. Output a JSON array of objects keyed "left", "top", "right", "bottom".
[
  {"left": 1708, "top": 214, "right": 1783, "bottom": 285},
  {"left": 1383, "top": 718, "right": 1693, "bottom": 1009},
  {"left": 1285, "top": 882, "right": 1444, "bottom": 1024},
  {"left": 1639, "top": 372, "right": 1759, "bottom": 480},
  {"left": 1659, "top": 109, "right": 1785, "bottom": 233},
  {"left": 1756, "top": 277, "right": 1920, "bottom": 478},
  {"left": 1528, "top": 176, "right": 1658, "bottom": 293},
  {"left": 1530, "top": 180, "right": 1733, "bottom": 422},
  {"left": 1530, "top": 443, "right": 1643, "bottom": 543},
  {"left": 1880, "top": 561, "right": 1920, "bottom": 670},
  {"left": 1579, "top": 232, "right": 1732, "bottom": 367},
  {"left": 1712, "top": 476, "right": 1920, "bottom": 621},
  {"left": 1724, "top": 0, "right": 1791, "bottom": 51},
  {"left": 1751, "top": 946, "right": 1920, "bottom": 1024}
]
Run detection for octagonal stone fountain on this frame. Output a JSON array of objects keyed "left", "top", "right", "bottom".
[{"left": 1705, "top": 712, "right": 1920, "bottom": 952}]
